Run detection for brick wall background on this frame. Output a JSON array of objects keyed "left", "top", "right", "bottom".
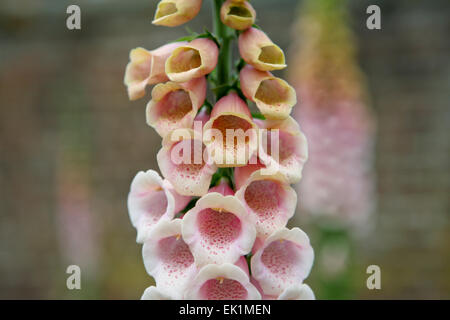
[{"left": 0, "top": 0, "right": 449, "bottom": 298}]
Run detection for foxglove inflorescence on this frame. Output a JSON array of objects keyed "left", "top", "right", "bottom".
[{"left": 125, "top": 0, "right": 315, "bottom": 300}]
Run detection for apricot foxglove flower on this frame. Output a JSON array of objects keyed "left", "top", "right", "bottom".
[
  {"left": 142, "top": 219, "right": 197, "bottom": 299},
  {"left": 165, "top": 38, "right": 219, "bottom": 83},
  {"left": 146, "top": 76, "right": 206, "bottom": 137},
  {"left": 235, "top": 169, "right": 297, "bottom": 238},
  {"left": 182, "top": 192, "right": 256, "bottom": 266},
  {"left": 256, "top": 116, "right": 308, "bottom": 183},
  {"left": 124, "top": 42, "right": 186, "bottom": 101},
  {"left": 239, "top": 28, "right": 286, "bottom": 71},
  {"left": 240, "top": 65, "right": 296, "bottom": 120},
  {"left": 220, "top": 0, "right": 256, "bottom": 31},
  {"left": 152, "top": 0, "right": 203, "bottom": 27},
  {"left": 251, "top": 227, "right": 314, "bottom": 297},
  {"left": 185, "top": 263, "right": 261, "bottom": 300},
  {"left": 203, "top": 92, "right": 258, "bottom": 167},
  {"left": 157, "top": 128, "right": 216, "bottom": 196},
  {"left": 127, "top": 170, "right": 190, "bottom": 243}
]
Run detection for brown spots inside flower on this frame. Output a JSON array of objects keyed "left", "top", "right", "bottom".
[
  {"left": 200, "top": 278, "right": 248, "bottom": 300},
  {"left": 258, "top": 45, "right": 285, "bottom": 65},
  {"left": 198, "top": 208, "right": 241, "bottom": 246},
  {"left": 244, "top": 180, "right": 282, "bottom": 219},
  {"left": 159, "top": 89, "right": 193, "bottom": 123},
  {"left": 155, "top": 2, "right": 177, "bottom": 19},
  {"left": 169, "top": 48, "right": 202, "bottom": 73},
  {"left": 255, "top": 79, "right": 290, "bottom": 106}
]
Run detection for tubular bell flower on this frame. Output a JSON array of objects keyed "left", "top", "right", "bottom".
[
  {"left": 127, "top": 170, "right": 190, "bottom": 243},
  {"left": 185, "top": 263, "right": 261, "bottom": 300},
  {"left": 146, "top": 76, "right": 206, "bottom": 137},
  {"left": 240, "top": 65, "right": 296, "bottom": 120},
  {"left": 124, "top": 42, "right": 186, "bottom": 101},
  {"left": 235, "top": 169, "right": 297, "bottom": 238},
  {"left": 251, "top": 227, "right": 314, "bottom": 297},
  {"left": 182, "top": 192, "right": 256, "bottom": 266},
  {"left": 208, "top": 177, "right": 235, "bottom": 196},
  {"left": 239, "top": 28, "right": 286, "bottom": 71},
  {"left": 165, "top": 38, "right": 219, "bottom": 83},
  {"left": 203, "top": 92, "right": 258, "bottom": 167},
  {"left": 152, "top": 0, "right": 203, "bottom": 27},
  {"left": 220, "top": 0, "right": 256, "bottom": 31},
  {"left": 277, "top": 283, "right": 315, "bottom": 300},
  {"left": 157, "top": 128, "right": 217, "bottom": 196},
  {"left": 142, "top": 219, "right": 197, "bottom": 299},
  {"left": 256, "top": 116, "right": 308, "bottom": 183}
]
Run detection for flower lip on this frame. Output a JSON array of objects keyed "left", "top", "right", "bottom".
[
  {"left": 181, "top": 192, "right": 256, "bottom": 266},
  {"left": 185, "top": 263, "right": 261, "bottom": 300},
  {"left": 251, "top": 227, "right": 314, "bottom": 297},
  {"left": 142, "top": 219, "right": 197, "bottom": 299}
]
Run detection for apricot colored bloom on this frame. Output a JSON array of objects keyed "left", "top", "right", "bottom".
[
  {"left": 124, "top": 42, "right": 186, "bottom": 100},
  {"left": 240, "top": 65, "right": 296, "bottom": 120},
  {"left": 153, "top": 0, "right": 203, "bottom": 27},
  {"left": 146, "top": 76, "right": 206, "bottom": 137},
  {"left": 255, "top": 116, "right": 308, "bottom": 183},
  {"left": 165, "top": 38, "right": 219, "bottom": 83},
  {"left": 220, "top": 0, "right": 256, "bottom": 30},
  {"left": 127, "top": 170, "right": 190, "bottom": 243},
  {"left": 203, "top": 92, "right": 258, "bottom": 167},
  {"left": 239, "top": 28, "right": 286, "bottom": 71}
]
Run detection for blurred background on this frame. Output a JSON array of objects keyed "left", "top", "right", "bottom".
[{"left": 0, "top": 0, "right": 449, "bottom": 299}]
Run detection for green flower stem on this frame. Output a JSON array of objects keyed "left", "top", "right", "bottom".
[{"left": 213, "top": 0, "right": 232, "bottom": 100}]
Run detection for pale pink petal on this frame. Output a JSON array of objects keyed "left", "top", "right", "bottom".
[
  {"left": 208, "top": 177, "right": 235, "bottom": 196},
  {"left": 182, "top": 192, "right": 256, "bottom": 266},
  {"left": 251, "top": 227, "right": 314, "bottom": 296},
  {"left": 277, "top": 283, "right": 315, "bottom": 300},
  {"left": 235, "top": 170, "right": 297, "bottom": 238},
  {"left": 185, "top": 263, "right": 261, "bottom": 300},
  {"left": 141, "top": 286, "right": 173, "bottom": 300},
  {"left": 158, "top": 128, "right": 216, "bottom": 196},
  {"left": 142, "top": 219, "right": 197, "bottom": 299},
  {"left": 127, "top": 170, "right": 190, "bottom": 243},
  {"left": 257, "top": 116, "right": 308, "bottom": 183}
]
